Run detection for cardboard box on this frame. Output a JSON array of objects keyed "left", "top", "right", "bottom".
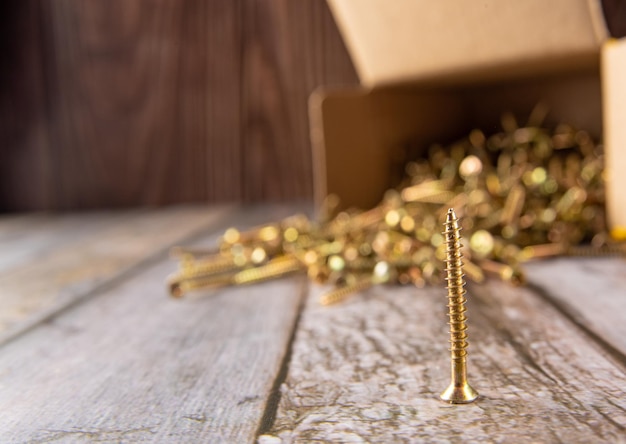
[{"left": 311, "top": 0, "right": 626, "bottom": 232}]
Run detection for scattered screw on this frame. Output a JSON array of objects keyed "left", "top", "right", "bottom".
[{"left": 167, "top": 114, "right": 612, "bottom": 305}]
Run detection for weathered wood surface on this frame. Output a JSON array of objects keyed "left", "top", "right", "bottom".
[
  {"left": 2, "top": 206, "right": 626, "bottom": 443},
  {"left": 263, "top": 271, "right": 626, "bottom": 443},
  {"left": 0, "top": 205, "right": 235, "bottom": 344},
  {"left": 0, "top": 258, "right": 306, "bottom": 443},
  {"left": 0, "top": 205, "right": 306, "bottom": 443},
  {"left": 0, "top": 212, "right": 123, "bottom": 273},
  {"left": 525, "top": 258, "right": 626, "bottom": 358}
]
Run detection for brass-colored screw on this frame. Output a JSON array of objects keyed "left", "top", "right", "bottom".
[
  {"left": 180, "top": 254, "right": 244, "bottom": 279},
  {"left": 319, "top": 261, "right": 394, "bottom": 306},
  {"left": 401, "top": 179, "right": 454, "bottom": 203},
  {"left": 319, "top": 277, "right": 373, "bottom": 306},
  {"left": 325, "top": 205, "right": 385, "bottom": 237},
  {"left": 566, "top": 244, "right": 626, "bottom": 257},
  {"left": 518, "top": 242, "right": 566, "bottom": 261},
  {"left": 167, "top": 273, "right": 234, "bottom": 298},
  {"left": 478, "top": 258, "right": 526, "bottom": 286},
  {"left": 168, "top": 255, "right": 302, "bottom": 298},
  {"left": 462, "top": 258, "right": 485, "bottom": 284},
  {"left": 440, "top": 208, "right": 479, "bottom": 404},
  {"left": 232, "top": 256, "right": 302, "bottom": 285},
  {"left": 500, "top": 183, "right": 526, "bottom": 227},
  {"left": 222, "top": 224, "right": 281, "bottom": 245},
  {"left": 519, "top": 242, "right": 626, "bottom": 260}
]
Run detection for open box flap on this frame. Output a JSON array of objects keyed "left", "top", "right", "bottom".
[{"left": 328, "top": 0, "right": 608, "bottom": 87}]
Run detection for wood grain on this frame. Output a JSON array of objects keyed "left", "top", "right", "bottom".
[
  {"left": 0, "top": 249, "right": 306, "bottom": 444},
  {"left": 0, "top": 0, "right": 358, "bottom": 211},
  {"left": 0, "top": 212, "right": 126, "bottom": 273},
  {"left": 0, "top": 205, "right": 235, "bottom": 344},
  {"left": 1, "top": 206, "right": 625, "bottom": 442},
  {"left": 0, "top": 205, "right": 309, "bottom": 443},
  {"left": 525, "top": 258, "right": 626, "bottom": 358},
  {"left": 263, "top": 275, "right": 626, "bottom": 442},
  {"left": 0, "top": 1, "right": 54, "bottom": 211},
  {"left": 240, "top": 0, "right": 358, "bottom": 201}
]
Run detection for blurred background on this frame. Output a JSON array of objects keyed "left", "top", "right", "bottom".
[
  {"left": 0, "top": 0, "right": 358, "bottom": 212},
  {"left": 1, "top": 1, "right": 624, "bottom": 213}
]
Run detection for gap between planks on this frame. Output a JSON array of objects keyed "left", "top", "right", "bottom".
[
  {"left": 263, "top": 265, "right": 626, "bottom": 443},
  {"left": 256, "top": 275, "right": 308, "bottom": 438},
  {"left": 0, "top": 203, "right": 313, "bottom": 443},
  {"left": 524, "top": 257, "right": 626, "bottom": 361}
]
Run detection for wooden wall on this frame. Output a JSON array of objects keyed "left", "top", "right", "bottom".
[{"left": 0, "top": 0, "right": 358, "bottom": 211}]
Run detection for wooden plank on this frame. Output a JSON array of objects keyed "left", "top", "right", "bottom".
[
  {"left": 38, "top": 0, "right": 213, "bottom": 208},
  {"left": 0, "top": 0, "right": 244, "bottom": 209},
  {"left": 0, "top": 212, "right": 127, "bottom": 273},
  {"left": 262, "top": 270, "right": 626, "bottom": 442},
  {"left": 240, "top": 0, "right": 358, "bottom": 201},
  {"left": 0, "top": 1, "right": 54, "bottom": 211},
  {"left": 0, "top": 0, "right": 358, "bottom": 210},
  {"left": 525, "top": 257, "right": 626, "bottom": 357},
  {"left": 0, "top": 205, "right": 234, "bottom": 343},
  {"left": 0, "top": 208, "right": 306, "bottom": 443}
]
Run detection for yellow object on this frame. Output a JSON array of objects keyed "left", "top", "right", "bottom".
[{"left": 440, "top": 209, "right": 478, "bottom": 404}]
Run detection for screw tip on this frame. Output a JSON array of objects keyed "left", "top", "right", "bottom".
[
  {"left": 168, "top": 280, "right": 184, "bottom": 298},
  {"left": 446, "top": 208, "right": 458, "bottom": 223}
]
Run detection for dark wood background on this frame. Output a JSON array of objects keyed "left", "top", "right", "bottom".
[
  {"left": 2, "top": 1, "right": 623, "bottom": 212},
  {"left": 0, "top": 0, "right": 358, "bottom": 211}
]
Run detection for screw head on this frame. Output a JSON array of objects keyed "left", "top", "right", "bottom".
[{"left": 440, "top": 382, "right": 479, "bottom": 404}]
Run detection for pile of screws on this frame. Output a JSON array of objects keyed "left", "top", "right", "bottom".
[{"left": 167, "top": 113, "right": 625, "bottom": 304}]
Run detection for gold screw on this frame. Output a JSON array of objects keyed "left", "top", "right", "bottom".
[
  {"left": 461, "top": 258, "right": 485, "bottom": 284},
  {"left": 232, "top": 256, "right": 302, "bottom": 285},
  {"left": 566, "top": 243, "right": 626, "bottom": 257},
  {"left": 167, "top": 274, "right": 234, "bottom": 298},
  {"left": 478, "top": 258, "right": 525, "bottom": 286},
  {"left": 168, "top": 255, "right": 302, "bottom": 298},
  {"left": 319, "top": 261, "right": 394, "bottom": 306},
  {"left": 319, "top": 277, "right": 373, "bottom": 306},
  {"left": 519, "top": 242, "right": 626, "bottom": 260},
  {"left": 440, "top": 208, "right": 479, "bottom": 404},
  {"left": 518, "top": 242, "right": 566, "bottom": 261},
  {"left": 181, "top": 254, "right": 244, "bottom": 279}
]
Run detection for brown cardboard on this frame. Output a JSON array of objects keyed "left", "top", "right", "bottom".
[
  {"left": 311, "top": 70, "right": 602, "bottom": 207},
  {"left": 602, "top": 39, "right": 626, "bottom": 232},
  {"left": 312, "top": 1, "right": 626, "bottom": 231},
  {"left": 327, "top": 0, "right": 608, "bottom": 87},
  {"left": 310, "top": 89, "right": 467, "bottom": 210}
]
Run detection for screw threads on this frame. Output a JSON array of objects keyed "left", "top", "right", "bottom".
[
  {"left": 440, "top": 208, "right": 478, "bottom": 404},
  {"left": 566, "top": 244, "right": 626, "bottom": 257},
  {"left": 168, "top": 274, "right": 234, "bottom": 298},
  {"left": 168, "top": 256, "right": 302, "bottom": 298},
  {"left": 345, "top": 257, "right": 377, "bottom": 271},
  {"left": 443, "top": 209, "right": 469, "bottom": 361},
  {"left": 185, "top": 256, "right": 241, "bottom": 278},
  {"left": 519, "top": 243, "right": 626, "bottom": 262},
  {"left": 232, "top": 256, "right": 301, "bottom": 285},
  {"left": 319, "top": 278, "right": 373, "bottom": 306}
]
